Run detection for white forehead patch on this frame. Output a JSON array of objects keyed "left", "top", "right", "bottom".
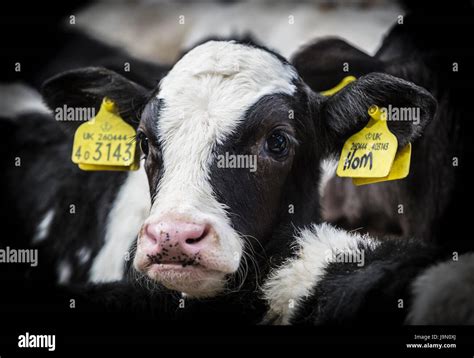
[
  {"left": 148, "top": 41, "right": 297, "bottom": 269},
  {"left": 157, "top": 40, "right": 297, "bottom": 147},
  {"left": 154, "top": 40, "right": 297, "bottom": 203}
]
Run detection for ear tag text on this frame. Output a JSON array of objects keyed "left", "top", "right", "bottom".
[
  {"left": 336, "top": 105, "right": 398, "bottom": 178},
  {"left": 71, "top": 98, "right": 139, "bottom": 171},
  {"left": 352, "top": 143, "right": 411, "bottom": 186}
]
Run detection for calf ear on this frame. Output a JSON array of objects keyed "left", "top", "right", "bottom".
[
  {"left": 41, "top": 67, "right": 149, "bottom": 134},
  {"left": 319, "top": 72, "right": 437, "bottom": 155},
  {"left": 292, "top": 37, "right": 384, "bottom": 92}
]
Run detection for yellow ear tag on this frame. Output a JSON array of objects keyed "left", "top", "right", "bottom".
[
  {"left": 71, "top": 98, "right": 138, "bottom": 171},
  {"left": 78, "top": 160, "right": 140, "bottom": 172},
  {"left": 321, "top": 76, "right": 357, "bottom": 96},
  {"left": 352, "top": 143, "right": 411, "bottom": 186},
  {"left": 336, "top": 105, "right": 398, "bottom": 178}
]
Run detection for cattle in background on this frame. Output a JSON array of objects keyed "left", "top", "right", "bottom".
[
  {"left": 292, "top": 5, "right": 474, "bottom": 254},
  {"left": 0, "top": 9, "right": 177, "bottom": 283},
  {"left": 0, "top": 2, "right": 169, "bottom": 89},
  {"left": 0, "top": 32, "right": 170, "bottom": 285},
  {"left": 291, "top": 4, "right": 474, "bottom": 324},
  {"left": 0, "top": 86, "right": 151, "bottom": 284}
]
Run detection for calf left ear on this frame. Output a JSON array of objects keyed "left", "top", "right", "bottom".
[
  {"left": 318, "top": 72, "right": 437, "bottom": 155},
  {"left": 41, "top": 67, "right": 149, "bottom": 134}
]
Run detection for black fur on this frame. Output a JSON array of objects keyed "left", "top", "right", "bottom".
[
  {"left": 287, "top": 6, "right": 474, "bottom": 324},
  {"left": 42, "top": 67, "right": 150, "bottom": 133},
  {"left": 1, "top": 31, "right": 170, "bottom": 285},
  {"left": 1, "top": 111, "right": 127, "bottom": 284},
  {"left": 291, "top": 238, "right": 442, "bottom": 325},
  {"left": 320, "top": 72, "right": 436, "bottom": 153},
  {"left": 292, "top": 38, "right": 384, "bottom": 92}
]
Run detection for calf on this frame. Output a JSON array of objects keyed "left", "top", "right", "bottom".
[
  {"left": 40, "top": 40, "right": 434, "bottom": 295},
  {"left": 6, "top": 39, "right": 466, "bottom": 325}
]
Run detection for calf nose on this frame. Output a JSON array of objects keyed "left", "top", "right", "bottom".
[{"left": 142, "top": 220, "right": 209, "bottom": 260}]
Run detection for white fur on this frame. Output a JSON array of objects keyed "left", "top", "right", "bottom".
[
  {"left": 145, "top": 41, "right": 297, "bottom": 274},
  {"left": 89, "top": 164, "right": 150, "bottom": 282},
  {"left": 32, "top": 209, "right": 55, "bottom": 244},
  {"left": 262, "top": 223, "right": 378, "bottom": 324},
  {"left": 319, "top": 158, "right": 337, "bottom": 198},
  {"left": 0, "top": 83, "right": 50, "bottom": 118}
]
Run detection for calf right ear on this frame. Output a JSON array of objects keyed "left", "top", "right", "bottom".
[{"left": 41, "top": 67, "right": 149, "bottom": 135}]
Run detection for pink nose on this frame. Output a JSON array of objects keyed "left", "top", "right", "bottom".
[{"left": 142, "top": 220, "right": 209, "bottom": 265}]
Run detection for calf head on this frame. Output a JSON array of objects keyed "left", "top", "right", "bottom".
[{"left": 42, "top": 40, "right": 436, "bottom": 297}]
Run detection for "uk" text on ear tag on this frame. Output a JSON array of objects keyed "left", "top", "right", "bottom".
[
  {"left": 336, "top": 105, "right": 398, "bottom": 178},
  {"left": 352, "top": 143, "right": 411, "bottom": 186},
  {"left": 71, "top": 98, "right": 138, "bottom": 171}
]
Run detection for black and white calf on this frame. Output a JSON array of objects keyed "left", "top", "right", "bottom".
[
  {"left": 5, "top": 39, "right": 461, "bottom": 324},
  {"left": 41, "top": 39, "right": 434, "bottom": 292}
]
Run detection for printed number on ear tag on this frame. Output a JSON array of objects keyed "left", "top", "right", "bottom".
[
  {"left": 336, "top": 105, "right": 398, "bottom": 178},
  {"left": 352, "top": 143, "right": 411, "bottom": 186},
  {"left": 71, "top": 98, "right": 138, "bottom": 171}
]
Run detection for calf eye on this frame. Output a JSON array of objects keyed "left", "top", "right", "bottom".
[
  {"left": 138, "top": 132, "right": 149, "bottom": 157},
  {"left": 265, "top": 130, "right": 289, "bottom": 158}
]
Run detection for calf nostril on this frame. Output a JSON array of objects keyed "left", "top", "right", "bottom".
[
  {"left": 145, "top": 230, "right": 157, "bottom": 244},
  {"left": 185, "top": 227, "right": 209, "bottom": 245},
  {"left": 144, "top": 224, "right": 161, "bottom": 244}
]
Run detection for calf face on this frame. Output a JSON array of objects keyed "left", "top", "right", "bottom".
[{"left": 42, "top": 40, "right": 436, "bottom": 297}]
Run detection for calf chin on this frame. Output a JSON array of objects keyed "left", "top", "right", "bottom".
[{"left": 145, "top": 266, "right": 228, "bottom": 298}]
